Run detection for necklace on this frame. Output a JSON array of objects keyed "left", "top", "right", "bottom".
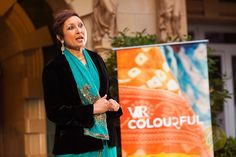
[{"left": 78, "top": 56, "right": 85, "bottom": 60}]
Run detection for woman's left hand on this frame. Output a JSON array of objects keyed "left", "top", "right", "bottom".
[{"left": 108, "top": 99, "right": 120, "bottom": 112}]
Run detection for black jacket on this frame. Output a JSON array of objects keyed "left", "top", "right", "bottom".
[{"left": 42, "top": 49, "right": 122, "bottom": 155}]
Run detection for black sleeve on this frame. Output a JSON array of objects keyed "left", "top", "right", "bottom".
[
  {"left": 106, "top": 83, "right": 123, "bottom": 119},
  {"left": 42, "top": 64, "right": 95, "bottom": 128},
  {"left": 106, "top": 107, "right": 123, "bottom": 118}
]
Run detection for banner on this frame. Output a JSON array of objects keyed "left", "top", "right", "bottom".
[{"left": 115, "top": 40, "right": 213, "bottom": 157}]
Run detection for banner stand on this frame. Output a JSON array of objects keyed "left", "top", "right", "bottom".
[{"left": 114, "top": 40, "right": 213, "bottom": 157}]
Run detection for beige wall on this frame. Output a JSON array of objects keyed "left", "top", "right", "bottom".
[{"left": 117, "top": 0, "right": 157, "bottom": 34}]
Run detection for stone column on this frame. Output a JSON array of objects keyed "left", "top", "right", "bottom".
[
  {"left": 0, "top": 2, "right": 53, "bottom": 156},
  {"left": 156, "top": 0, "right": 187, "bottom": 42},
  {"left": 92, "top": 0, "right": 118, "bottom": 60}
]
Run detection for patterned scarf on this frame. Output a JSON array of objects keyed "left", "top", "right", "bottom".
[{"left": 64, "top": 48, "right": 109, "bottom": 140}]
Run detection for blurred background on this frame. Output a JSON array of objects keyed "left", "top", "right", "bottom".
[{"left": 0, "top": 0, "right": 236, "bottom": 156}]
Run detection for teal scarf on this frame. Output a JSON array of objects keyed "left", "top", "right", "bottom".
[{"left": 64, "top": 48, "right": 109, "bottom": 140}]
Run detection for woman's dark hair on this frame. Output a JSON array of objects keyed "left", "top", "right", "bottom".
[{"left": 53, "top": 9, "right": 80, "bottom": 38}]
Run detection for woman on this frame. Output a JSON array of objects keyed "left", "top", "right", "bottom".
[{"left": 42, "top": 9, "right": 122, "bottom": 157}]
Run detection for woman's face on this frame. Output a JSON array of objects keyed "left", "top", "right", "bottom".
[{"left": 62, "top": 16, "right": 87, "bottom": 50}]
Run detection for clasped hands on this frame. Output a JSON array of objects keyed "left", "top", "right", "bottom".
[{"left": 93, "top": 94, "right": 120, "bottom": 114}]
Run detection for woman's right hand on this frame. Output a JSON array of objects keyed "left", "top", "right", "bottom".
[{"left": 93, "top": 95, "right": 109, "bottom": 114}]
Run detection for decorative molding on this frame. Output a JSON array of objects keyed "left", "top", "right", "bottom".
[
  {"left": 187, "top": 0, "right": 236, "bottom": 24},
  {"left": 0, "top": 0, "right": 16, "bottom": 16},
  {"left": 20, "top": 26, "right": 53, "bottom": 52},
  {"left": 92, "top": 0, "right": 118, "bottom": 51},
  {"left": 0, "top": 26, "right": 53, "bottom": 62}
]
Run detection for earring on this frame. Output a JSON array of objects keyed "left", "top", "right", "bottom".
[{"left": 61, "top": 40, "right": 65, "bottom": 54}]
